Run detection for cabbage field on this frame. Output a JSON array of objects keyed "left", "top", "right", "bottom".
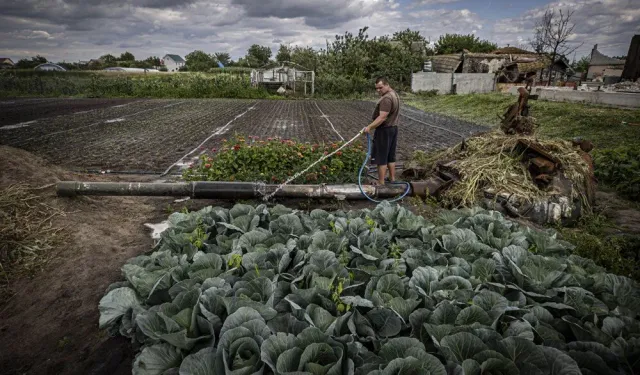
[{"left": 99, "top": 202, "right": 640, "bottom": 375}]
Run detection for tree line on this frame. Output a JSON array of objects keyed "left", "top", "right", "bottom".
[{"left": 12, "top": 9, "right": 592, "bottom": 88}]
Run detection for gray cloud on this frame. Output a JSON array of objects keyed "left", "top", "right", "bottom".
[
  {"left": 0, "top": 0, "right": 635, "bottom": 65},
  {"left": 490, "top": 0, "right": 640, "bottom": 58},
  {"left": 231, "top": 0, "right": 384, "bottom": 28}
]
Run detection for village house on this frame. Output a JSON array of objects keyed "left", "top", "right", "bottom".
[
  {"left": 0, "top": 58, "right": 15, "bottom": 69},
  {"left": 161, "top": 54, "right": 185, "bottom": 72},
  {"left": 587, "top": 44, "right": 625, "bottom": 82}
]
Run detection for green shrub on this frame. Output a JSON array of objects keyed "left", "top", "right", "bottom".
[
  {"left": 593, "top": 147, "right": 640, "bottom": 201},
  {"left": 314, "top": 74, "right": 372, "bottom": 98},
  {"left": 182, "top": 135, "right": 366, "bottom": 184}
]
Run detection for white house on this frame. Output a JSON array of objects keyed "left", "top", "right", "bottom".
[{"left": 161, "top": 54, "right": 185, "bottom": 72}]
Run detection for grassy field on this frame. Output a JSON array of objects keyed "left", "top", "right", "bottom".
[{"left": 405, "top": 92, "right": 640, "bottom": 150}]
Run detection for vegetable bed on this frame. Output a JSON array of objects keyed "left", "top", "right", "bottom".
[{"left": 99, "top": 202, "right": 640, "bottom": 374}]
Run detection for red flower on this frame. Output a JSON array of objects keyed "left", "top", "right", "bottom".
[
  {"left": 211, "top": 148, "right": 217, "bottom": 152},
  {"left": 234, "top": 144, "right": 241, "bottom": 151},
  {"left": 204, "top": 163, "right": 211, "bottom": 168},
  {"left": 324, "top": 151, "right": 328, "bottom": 155},
  {"left": 336, "top": 151, "right": 342, "bottom": 156}
]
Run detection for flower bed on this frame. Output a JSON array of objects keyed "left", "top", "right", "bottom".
[{"left": 183, "top": 135, "right": 366, "bottom": 184}]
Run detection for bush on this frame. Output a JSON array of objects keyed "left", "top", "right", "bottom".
[
  {"left": 182, "top": 135, "right": 366, "bottom": 184},
  {"left": 594, "top": 147, "right": 640, "bottom": 201}
]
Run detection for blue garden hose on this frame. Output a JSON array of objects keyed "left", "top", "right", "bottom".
[{"left": 357, "top": 132, "right": 411, "bottom": 203}]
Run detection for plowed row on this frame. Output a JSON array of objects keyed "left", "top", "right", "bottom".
[{"left": 0, "top": 98, "right": 487, "bottom": 173}]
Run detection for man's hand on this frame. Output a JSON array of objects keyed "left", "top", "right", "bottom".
[{"left": 363, "top": 126, "right": 371, "bottom": 134}]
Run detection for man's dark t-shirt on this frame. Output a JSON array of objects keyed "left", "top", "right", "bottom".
[{"left": 372, "top": 90, "right": 400, "bottom": 127}]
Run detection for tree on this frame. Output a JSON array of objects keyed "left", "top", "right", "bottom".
[
  {"left": 100, "top": 54, "right": 117, "bottom": 64},
  {"left": 15, "top": 55, "right": 48, "bottom": 69},
  {"left": 572, "top": 56, "right": 590, "bottom": 72},
  {"left": 214, "top": 52, "right": 231, "bottom": 66},
  {"left": 144, "top": 56, "right": 161, "bottom": 67},
  {"left": 276, "top": 44, "right": 291, "bottom": 63},
  {"left": 434, "top": 33, "right": 497, "bottom": 54},
  {"left": 246, "top": 44, "right": 272, "bottom": 67},
  {"left": 119, "top": 51, "right": 135, "bottom": 61},
  {"left": 185, "top": 50, "right": 214, "bottom": 71},
  {"left": 392, "top": 28, "right": 427, "bottom": 51},
  {"left": 532, "top": 8, "right": 583, "bottom": 85},
  {"left": 290, "top": 46, "right": 320, "bottom": 71}
]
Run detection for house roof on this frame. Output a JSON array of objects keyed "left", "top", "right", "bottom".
[
  {"left": 164, "top": 54, "right": 185, "bottom": 63},
  {"left": 590, "top": 49, "right": 625, "bottom": 66},
  {"left": 429, "top": 53, "right": 463, "bottom": 73},
  {"left": 465, "top": 53, "right": 507, "bottom": 59},
  {"left": 0, "top": 58, "right": 14, "bottom": 65},
  {"left": 491, "top": 47, "right": 536, "bottom": 55}
]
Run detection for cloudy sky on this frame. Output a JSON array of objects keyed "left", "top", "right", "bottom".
[{"left": 0, "top": 0, "right": 638, "bottom": 64}]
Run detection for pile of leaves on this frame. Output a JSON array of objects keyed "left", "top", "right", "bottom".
[
  {"left": 182, "top": 135, "right": 366, "bottom": 184},
  {"left": 594, "top": 147, "right": 640, "bottom": 201},
  {"left": 98, "top": 202, "right": 640, "bottom": 374}
]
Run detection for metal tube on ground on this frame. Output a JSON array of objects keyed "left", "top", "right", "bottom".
[{"left": 56, "top": 181, "right": 413, "bottom": 200}]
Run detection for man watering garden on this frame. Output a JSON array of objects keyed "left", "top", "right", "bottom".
[{"left": 363, "top": 76, "right": 401, "bottom": 185}]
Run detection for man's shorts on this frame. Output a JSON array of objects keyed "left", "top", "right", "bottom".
[{"left": 371, "top": 126, "right": 398, "bottom": 166}]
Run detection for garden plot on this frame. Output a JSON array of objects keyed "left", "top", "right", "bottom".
[
  {"left": 336, "top": 101, "right": 489, "bottom": 158},
  {"left": 1, "top": 98, "right": 487, "bottom": 174},
  {"left": 0, "top": 99, "right": 167, "bottom": 142},
  {"left": 0, "top": 98, "right": 144, "bottom": 127}
]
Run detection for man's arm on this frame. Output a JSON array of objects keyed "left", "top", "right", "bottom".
[{"left": 364, "top": 111, "right": 389, "bottom": 133}]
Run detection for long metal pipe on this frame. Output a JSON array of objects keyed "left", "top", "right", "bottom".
[{"left": 56, "top": 181, "right": 415, "bottom": 200}]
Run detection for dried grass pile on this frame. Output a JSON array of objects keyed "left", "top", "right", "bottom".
[{"left": 407, "top": 131, "right": 593, "bottom": 210}]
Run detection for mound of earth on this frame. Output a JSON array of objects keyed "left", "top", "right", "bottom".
[{"left": 0, "top": 145, "right": 174, "bottom": 375}]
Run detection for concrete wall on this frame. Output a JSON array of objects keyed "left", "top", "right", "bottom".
[
  {"left": 411, "top": 72, "right": 495, "bottom": 94},
  {"left": 537, "top": 88, "right": 640, "bottom": 108},
  {"left": 411, "top": 72, "right": 452, "bottom": 94},
  {"left": 454, "top": 74, "right": 496, "bottom": 94}
]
